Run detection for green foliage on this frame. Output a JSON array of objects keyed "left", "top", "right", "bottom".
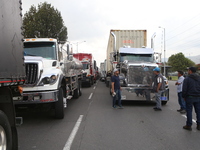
[
  {"left": 168, "top": 52, "right": 195, "bottom": 71},
  {"left": 23, "top": 2, "right": 67, "bottom": 41}
]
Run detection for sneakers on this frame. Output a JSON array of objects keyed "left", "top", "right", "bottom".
[
  {"left": 118, "top": 105, "right": 124, "bottom": 109},
  {"left": 180, "top": 109, "right": 186, "bottom": 114},
  {"left": 113, "top": 105, "right": 124, "bottom": 109},
  {"left": 183, "top": 125, "right": 192, "bottom": 131},
  {"left": 153, "top": 107, "right": 162, "bottom": 111},
  {"left": 177, "top": 109, "right": 183, "bottom": 112},
  {"left": 113, "top": 105, "right": 117, "bottom": 109}
]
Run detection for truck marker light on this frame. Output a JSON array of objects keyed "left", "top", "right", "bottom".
[
  {"left": 49, "top": 39, "right": 53, "bottom": 41},
  {"left": 32, "top": 39, "right": 36, "bottom": 41},
  {"left": 18, "top": 86, "right": 23, "bottom": 94},
  {"left": 40, "top": 99, "right": 53, "bottom": 102}
]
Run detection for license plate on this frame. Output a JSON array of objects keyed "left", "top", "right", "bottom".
[{"left": 121, "top": 95, "right": 126, "bottom": 100}]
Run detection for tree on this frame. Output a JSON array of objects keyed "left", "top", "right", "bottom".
[
  {"left": 23, "top": 2, "right": 67, "bottom": 41},
  {"left": 168, "top": 52, "right": 195, "bottom": 71}
]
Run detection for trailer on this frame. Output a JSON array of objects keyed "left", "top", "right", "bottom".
[{"left": 0, "top": 0, "right": 26, "bottom": 149}]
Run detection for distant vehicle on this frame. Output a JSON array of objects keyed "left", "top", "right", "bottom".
[
  {"left": 14, "top": 38, "right": 83, "bottom": 119},
  {"left": 73, "top": 53, "right": 97, "bottom": 87},
  {"left": 0, "top": 0, "right": 26, "bottom": 149},
  {"left": 106, "top": 29, "right": 169, "bottom": 104},
  {"left": 100, "top": 62, "right": 106, "bottom": 81}
]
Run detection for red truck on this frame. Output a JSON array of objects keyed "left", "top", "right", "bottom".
[{"left": 73, "top": 53, "right": 96, "bottom": 87}]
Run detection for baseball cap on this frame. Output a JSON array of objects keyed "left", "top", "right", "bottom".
[
  {"left": 153, "top": 67, "right": 160, "bottom": 72},
  {"left": 188, "top": 67, "right": 196, "bottom": 73},
  {"left": 113, "top": 69, "right": 118, "bottom": 73}
]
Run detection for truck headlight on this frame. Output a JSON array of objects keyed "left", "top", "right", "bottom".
[{"left": 39, "top": 75, "right": 58, "bottom": 86}]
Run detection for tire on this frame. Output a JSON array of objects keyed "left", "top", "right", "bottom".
[
  {"left": 55, "top": 88, "right": 64, "bottom": 119},
  {"left": 88, "top": 79, "right": 92, "bottom": 87},
  {"left": 0, "top": 110, "right": 12, "bottom": 150},
  {"left": 73, "top": 87, "right": 79, "bottom": 99},
  {"left": 79, "top": 80, "right": 82, "bottom": 96},
  {"left": 11, "top": 126, "right": 18, "bottom": 150},
  {"left": 91, "top": 78, "right": 94, "bottom": 85}
]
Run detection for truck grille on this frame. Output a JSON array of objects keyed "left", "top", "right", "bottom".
[
  {"left": 127, "top": 66, "right": 154, "bottom": 85},
  {"left": 25, "top": 63, "right": 38, "bottom": 85}
]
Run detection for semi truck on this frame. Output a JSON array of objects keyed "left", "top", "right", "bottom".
[
  {"left": 106, "top": 29, "right": 169, "bottom": 104},
  {"left": 73, "top": 53, "right": 96, "bottom": 87},
  {"left": 100, "top": 62, "right": 106, "bottom": 81},
  {"left": 14, "top": 38, "right": 83, "bottom": 119},
  {"left": 0, "top": 0, "right": 26, "bottom": 149}
]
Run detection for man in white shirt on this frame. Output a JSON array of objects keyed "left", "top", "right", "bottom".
[{"left": 175, "top": 71, "right": 186, "bottom": 113}]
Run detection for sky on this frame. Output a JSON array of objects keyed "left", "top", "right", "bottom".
[{"left": 22, "top": 0, "right": 200, "bottom": 66}]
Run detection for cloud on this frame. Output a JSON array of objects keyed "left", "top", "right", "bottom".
[{"left": 22, "top": 0, "right": 200, "bottom": 65}]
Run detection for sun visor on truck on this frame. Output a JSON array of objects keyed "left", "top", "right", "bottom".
[{"left": 119, "top": 48, "right": 154, "bottom": 54}]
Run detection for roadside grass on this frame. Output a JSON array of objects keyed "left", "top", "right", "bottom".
[{"left": 170, "top": 76, "right": 178, "bottom": 81}]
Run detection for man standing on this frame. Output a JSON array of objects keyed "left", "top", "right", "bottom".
[
  {"left": 152, "top": 67, "right": 165, "bottom": 111},
  {"left": 111, "top": 69, "right": 123, "bottom": 108},
  {"left": 182, "top": 67, "right": 200, "bottom": 131},
  {"left": 175, "top": 71, "right": 186, "bottom": 113}
]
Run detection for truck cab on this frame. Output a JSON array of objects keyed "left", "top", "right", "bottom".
[{"left": 14, "top": 38, "right": 83, "bottom": 119}]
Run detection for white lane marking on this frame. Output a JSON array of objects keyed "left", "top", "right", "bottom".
[
  {"left": 63, "top": 115, "right": 84, "bottom": 150},
  {"left": 88, "top": 93, "right": 93, "bottom": 99},
  {"left": 181, "top": 115, "right": 196, "bottom": 123},
  {"left": 93, "top": 86, "right": 96, "bottom": 90}
]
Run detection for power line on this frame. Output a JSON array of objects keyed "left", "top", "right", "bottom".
[
  {"left": 166, "top": 12, "right": 200, "bottom": 35},
  {"left": 166, "top": 20, "right": 200, "bottom": 42}
]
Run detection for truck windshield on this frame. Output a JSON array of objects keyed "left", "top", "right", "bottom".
[
  {"left": 82, "top": 63, "right": 89, "bottom": 69},
  {"left": 120, "top": 53, "right": 154, "bottom": 62},
  {"left": 24, "top": 42, "right": 57, "bottom": 60}
]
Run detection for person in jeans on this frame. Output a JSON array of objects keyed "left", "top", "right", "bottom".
[
  {"left": 175, "top": 71, "right": 186, "bottom": 113},
  {"left": 111, "top": 69, "right": 123, "bottom": 108},
  {"left": 152, "top": 67, "right": 165, "bottom": 111},
  {"left": 182, "top": 67, "right": 200, "bottom": 131}
]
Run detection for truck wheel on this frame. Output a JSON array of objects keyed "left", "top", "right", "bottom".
[
  {"left": 79, "top": 80, "right": 82, "bottom": 96},
  {"left": 55, "top": 88, "right": 64, "bottom": 119},
  {"left": 11, "top": 126, "right": 18, "bottom": 150},
  {"left": 91, "top": 78, "right": 94, "bottom": 85},
  {"left": 73, "top": 88, "right": 79, "bottom": 99},
  {"left": 0, "top": 110, "right": 12, "bottom": 150},
  {"left": 88, "top": 80, "right": 92, "bottom": 87}
]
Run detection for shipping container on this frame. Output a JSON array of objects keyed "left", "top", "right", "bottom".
[{"left": 106, "top": 29, "right": 147, "bottom": 74}]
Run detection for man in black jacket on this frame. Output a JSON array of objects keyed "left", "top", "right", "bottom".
[{"left": 182, "top": 67, "right": 200, "bottom": 131}]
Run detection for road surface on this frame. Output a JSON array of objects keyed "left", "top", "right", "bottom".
[{"left": 16, "top": 81, "right": 200, "bottom": 150}]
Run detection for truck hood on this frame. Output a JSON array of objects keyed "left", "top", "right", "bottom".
[
  {"left": 24, "top": 56, "right": 57, "bottom": 68},
  {"left": 127, "top": 62, "right": 157, "bottom": 67}
]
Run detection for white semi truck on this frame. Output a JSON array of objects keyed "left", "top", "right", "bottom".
[
  {"left": 14, "top": 38, "right": 83, "bottom": 119},
  {"left": 106, "top": 30, "right": 169, "bottom": 104}
]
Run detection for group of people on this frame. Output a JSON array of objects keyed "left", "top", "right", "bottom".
[{"left": 111, "top": 67, "right": 200, "bottom": 131}]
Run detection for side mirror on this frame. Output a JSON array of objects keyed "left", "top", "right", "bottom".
[
  {"left": 69, "top": 55, "right": 73, "bottom": 61},
  {"left": 67, "top": 44, "right": 73, "bottom": 55}
]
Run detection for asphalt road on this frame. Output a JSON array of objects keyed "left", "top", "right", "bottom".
[{"left": 16, "top": 80, "right": 200, "bottom": 150}]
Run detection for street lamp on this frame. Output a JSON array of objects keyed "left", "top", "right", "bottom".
[
  {"left": 76, "top": 41, "right": 86, "bottom": 53},
  {"left": 159, "top": 26, "right": 166, "bottom": 77}
]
